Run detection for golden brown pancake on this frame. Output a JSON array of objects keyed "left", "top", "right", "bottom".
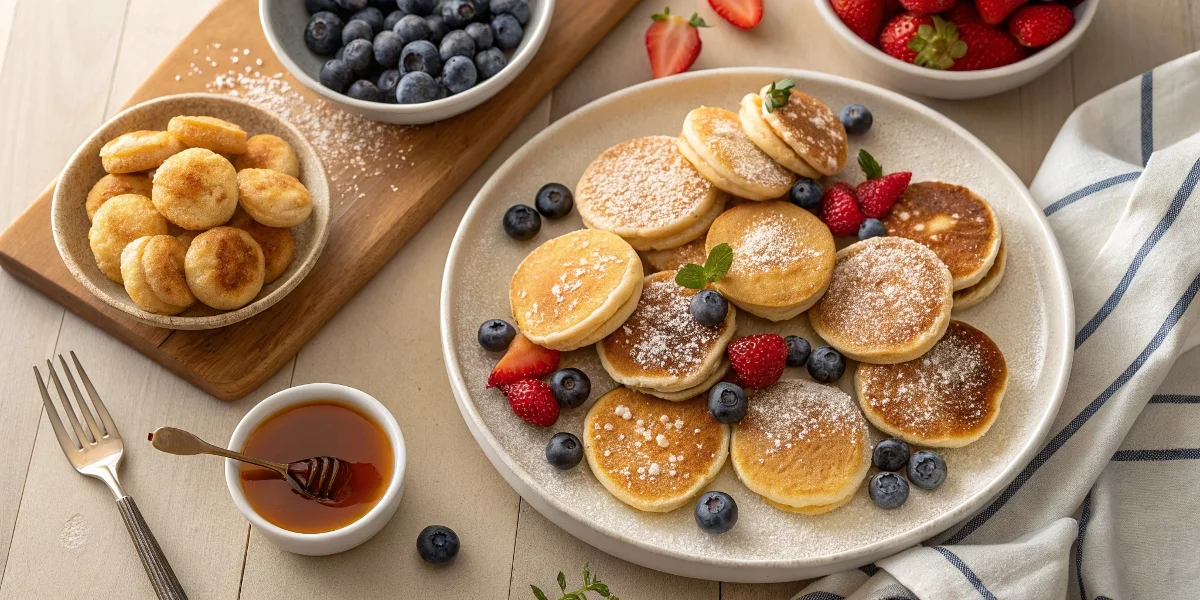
[
  {"left": 88, "top": 194, "right": 169, "bottom": 283},
  {"left": 598, "top": 193, "right": 727, "bottom": 252},
  {"left": 99, "top": 130, "right": 186, "bottom": 174},
  {"left": 140, "top": 235, "right": 195, "bottom": 309},
  {"left": 637, "top": 360, "right": 730, "bottom": 401},
  {"left": 679, "top": 106, "right": 796, "bottom": 201},
  {"left": 758, "top": 85, "right": 848, "bottom": 177},
  {"left": 152, "top": 148, "right": 239, "bottom": 230},
  {"left": 583, "top": 387, "right": 729, "bottom": 512},
  {"left": 856, "top": 320, "right": 1008, "bottom": 447},
  {"left": 227, "top": 208, "right": 295, "bottom": 284},
  {"left": 764, "top": 493, "right": 854, "bottom": 515},
  {"left": 642, "top": 237, "right": 707, "bottom": 274},
  {"left": 738, "top": 93, "right": 824, "bottom": 179},
  {"left": 121, "top": 237, "right": 188, "bottom": 315},
  {"left": 233, "top": 134, "right": 301, "bottom": 177},
  {"left": 884, "top": 182, "right": 1002, "bottom": 290},
  {"left": 86, "top": 173, "right": 153, "bottom": 221},
  {"left": 809, "top": 237, "right": 954, "bottom": 364},
  {"left": 954, "top": 237, "right": 1007, "bottom": 311},
  {"left": 236, "top": 168, "right": 312, "bottom": 228},
  {"left": 184, "top": 227, "right": 265, "bottom": 310},
  {"left": 168, "top": 116, "right": 248, "bottom": 155}
]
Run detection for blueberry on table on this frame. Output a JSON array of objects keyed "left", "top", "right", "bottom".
[
  {"left": 872, "top": 438, "right": 911, "bottom": 472},
  {"left": 424, "top": 14, "right": 448, "bottom": 44},
  {"left": 490, "top": 0, "right": 530, "bottom": 25},
  {"left": 694, "top": 491, "right": 738, "bottom": 534},
  {"left": 807, "top": 345, "right": 846, "bottom": 383},
  {"left": 689, "top": 289, "right": 728, "bottom": 326},
  {"left": 377, "top": 68, "right": 401, "bottom": 100},
  {"left": 441, "top": 0, "right": 478, "bottom": 28},
  {"left": 545, "top": 432, "right": 584, "bottom": 469},
  {"left": 534, "top": 183, "right": 574, "bottom": 218},
  {"left": 394, "top": 14, "right": 431, "bottom": 45},
  {"left": 372, "top": 30, "right": 404, "bottom": 68},
  {"left": 396, "top": 71, "right": 442, "bottom": 103},
  {"left": 398, "top": 0, "right": 438, "bottom": 15},
  {"left": 347, "top": 79, "right": 385, "bottom": 102},
  {"left": 490, "top": 13, "right": 524, "bottom": 50},
  {"left": 306, "top": 0, "right": 342, "bottom": 15},
  {"left": 858, "top": 218, "right": 887, "bottom": 240},
  {"left": 908, "top": 450, "right": 947, "bottom": 490},
  {"left": 869, "top": 472, "right": 909, "bottom": 509},
  {"left": 549, "top": 368, "right": 591, "bottom": 408},
  {"left": 349, "top": 6, "right": 385, "bottom": 32},
  {"left": 477, "top": 318, "right": 517, "bottom": 351},
  {"left": 335, "top": 0, "right": 368, "bottom": 10},
  {"left": 440, "top": 29, "right": 476, "bottom": 62},
  {"left": 474, "top": 47, "right": 507, "bottom": 80},
  {"left": 319, "top": 59, "right": 354, "bottom": 93},
  {"left": 789, "top": 177, "right": 823, "bottom": 210},
  {"left": 464, "top": 21, "right": 494, "bottom": 50},
  {"left": 401, "top": 40, "right": 443, "bottom": 76},
  {"left": 384, "top": 10, "right": 405, "bottom": 31},
  {"left": 502, "top": 204, "right": 541, "bottom": 240},
  {"left": 784, "top": 335, "right": 811, "bottom": 367},
  {"left": 416, "top": 525, "right": 460, "bottom": 565},
  {"left": 441, "top": 55, "right": 478, "bottom": 94},
  {"left": 707, "top": 382, "right": 747, "bottom": 424},
  {"left": 839, "top": 104, "right": 873, "bottom": 135},
  {"left": 341, "top": 38, "right": 375, "bottom": 72},
  {"left": 305, "top": 12, "right": 345, "bottom": 55}
]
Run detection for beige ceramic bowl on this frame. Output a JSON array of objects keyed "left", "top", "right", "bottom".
[{"left": 51, "top": 93, "right": 330, "bottom": 330}]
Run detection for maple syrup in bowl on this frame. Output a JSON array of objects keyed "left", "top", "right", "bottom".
[{"left": 225, "top": 383, "right": 406, "bottom": 556}]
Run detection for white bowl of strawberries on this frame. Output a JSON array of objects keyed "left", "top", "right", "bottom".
[{"left": 816, "top": 0, "right": 1097, "bottom": 99}]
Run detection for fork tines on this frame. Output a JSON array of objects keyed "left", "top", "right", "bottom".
[{"left": 33, "top": 352, "right": 119, "bottom": 451}]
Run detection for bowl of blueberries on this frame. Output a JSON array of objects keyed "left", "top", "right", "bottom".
[{"left": 261, "top": 0, "right": 553, "bottom": 124}]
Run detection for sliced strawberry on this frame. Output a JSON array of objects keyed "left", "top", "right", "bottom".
[
  {"left": 646, "top": 7, "right": 708, "bottom": 79},
  {"left": 500, "top": 379, "right": 560, "bottom": 427},
  {"left": 831, "top": 0, "right": 886, "bottom": 43},
  {"left": 879, "top": 12, "right": 933, "bottom": 63},
  {"left": 855, "top": 150, "right": 911, "bottom": 218},
  {"left": 898, "top": 0, "right": 956, "bottom": 15},
  {"left": 486, "top": 333, "right": 560, "bottom": 388},
  {"left": 974, "top": 0, "right": 1029, "bottom": 25},
  {"left": 1008, "top": 4, "right": 1074, "bottom": 48},
  {"left": 708, "top": 0, "right": 763, "bottom": 29},
  {"left": 820, "top": 183, "right": 866, "bottom": 237},
  {"left": 948, "top": 5, "right": 1026, "bottom": 71}
]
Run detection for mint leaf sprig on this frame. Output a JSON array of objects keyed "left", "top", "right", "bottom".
[
  {"left": 675, "top": 242, "right": 733, "bottom": 290},
  {"left": 531, "top": 563, "right": 620, "bottom": 600},
  {"left": 763, "top": 78, "right": 795, "bottom": 113}
]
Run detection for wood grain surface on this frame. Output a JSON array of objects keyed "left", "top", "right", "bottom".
[{"left": 1, "top": 0, "right": 1199, "bottom": 598}]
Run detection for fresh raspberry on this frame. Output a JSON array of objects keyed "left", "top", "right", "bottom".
[
  {"left": 727, "top": 334, "right": 788, "bottom": 389},
  {"left": 500, "top": 379, "right": 560, "bottom": 427},
  {"left": 820, "top": 183, "right": 866, "bottom": 237}
]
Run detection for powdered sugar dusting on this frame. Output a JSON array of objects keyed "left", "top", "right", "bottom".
[
  {"left": 741, "top": 380, "right": 865, "bottom": 458},
  {"left": 698, "top": 109, "right": 794, "bottom": 189},
  {"left": 578, "top": 136, "right": 715, "bottom": 231},
  {"left": 731, "top": 212, "right": 822, "bottom": 273},
  {"left": 603, "top": 276, "right": 726, "bottom": 377},
  {"left": 764, "top": 90, "right": 845, "bottom": 173}
]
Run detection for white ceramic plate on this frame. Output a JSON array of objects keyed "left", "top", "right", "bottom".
[{"left": 440, "top": 68, "right": 1073, "bottom": 582}]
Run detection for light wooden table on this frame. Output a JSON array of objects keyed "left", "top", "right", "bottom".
[{"left": 0, "top": 1, "right": 1196, "bottom": 598}]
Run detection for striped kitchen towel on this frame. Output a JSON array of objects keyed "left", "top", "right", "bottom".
[{"left": 792, "top": 51, "right": 1200, "bottom": 600}]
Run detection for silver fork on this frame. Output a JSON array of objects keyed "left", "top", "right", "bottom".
[{"left": 34, "top": 352, "right": 187, "bottom": 600}]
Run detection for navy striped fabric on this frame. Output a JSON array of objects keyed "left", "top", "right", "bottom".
[
  {"left": 1141, "top": 70, "right": 1155, "bottom": 166},
  {"left": 1043, "top": 172, "right": 1141, "bottom": 217},
  {"left": 1111, "top": 448, "right": 1200, "bottom": 461},
  {"left": 1148, "top": 394, "right": 1200, "bottom": 403},
  {"left": 1075, "top": 492, "right": 1094, "bottom": 600},
  {"left": 797, "top": 593, "right": 843, "bottom": 600},
  {"left": 933, "top": 547, "right": 997, "bottom": 600}
]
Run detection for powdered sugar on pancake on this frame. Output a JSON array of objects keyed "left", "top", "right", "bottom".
[
  {"left": 603, "top": 276, "right": 727, "bottom": 377},
  {"left": 762, "top": 89, "right": 847, "bottom": 174},
  {"left": 742, "top": 380, "right": 866, "bottom": 460},
  {"left": 694, "top": 109, "right": 795, "bottom": 189},
  {"left": 730, "top": 212, "right": 823, "bottom": 273}
]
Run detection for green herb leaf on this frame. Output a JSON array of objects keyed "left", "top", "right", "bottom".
[
  {"left": 592, "top": 583, "right": 611, "bottom": 596},
  {"left": 532, "top": 585, "right": 550, "bottom": 600},
  {"left": 763, "top": 78, "right": 795, "bottom": 113},
  {"left": 582, "top": 563, "right": 590, "bottom": 585},
  {"left": 557, "top": 572, "right": 567, "bottom": 592},
  {"left": 675, "top": 264, "right": 708, "bottom": 290},
  {"left": 704, "top": 243, "right": 733, "bottom": 282},
  {"left": 858, "top": 149, "right": 883, "bottom": 180},
  {"left": 688, "top": 12, "right": 709, "bottom": 28}
]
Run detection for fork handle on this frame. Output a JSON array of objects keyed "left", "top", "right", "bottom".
[{"left": 116, "top": 496, "right": 188, "bottom": 600}]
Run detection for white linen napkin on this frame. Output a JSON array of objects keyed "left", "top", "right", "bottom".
[{"left": 792, "top": 51, "right": 1200, "bottom": 600}]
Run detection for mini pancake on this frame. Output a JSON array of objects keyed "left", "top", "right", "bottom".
[
  {"left": 856, "top": 320, "right": 1008, "bottom": 447},
  {"left": 168, "top": 116, "right": 248, "bottom": 155},
  {"left": 954, "top": 237, "right": 1007, "bottom": 311},
  {"left": 809, "top": 237, "right": 953, "bottom": 364},
  {"left": 140, "top": 235, "right": 195, "bottom": 309},
  {"left": 758, "top": 85, "right": 848, "bottom": 177},
  {"left": 152, "top": 148, "right": 239, "bottom": 230},
  {"left": 575, "top": 136, "right": 725, "bottom": 249},
  {"left": 583, "top": 387, "right": 729, "bottom": 512},
  {"left": 236, "top": 168, "right": 312, "bottom": 228},
  {"left": 184, "top": 227, "right": 265, "bottom": 310},
  {"left": 121, "top": 237, "right": 188, "bottom": 315},
  {"left": 884, "top": 181, "right": 1002, "bottom": 290},
  {"left": 595, "top": 193, "right": 727, "bottom": 252},
  {"left": 100, "top": 130, "right": 186, "bottom": 174},
  {"left": 509, "top": 229, "right": 643, "bottom": 351},
  {"left": 86, "top": 173, "right": 153, "bottom": 221},
  {"left": 738, "top": 93, "right": 823, "bottom": 179},
  {"left": 598, "top": 272, "right": 737, "bottom": 395},
  {"left": 88, "top": 194, "right": 169, "bottom": 283},
  {"left": 679, "top": 106, "right": 796, "bottom": 201},
  {"left": 227, "top": 208, "right": 295, "bottom": 284},
  {"left": 764, "top": 493, "right": 854, "bottom": 515},
  {"left": 637, "top": 360, "right": 729, "bottom": 401},
  {"left": 731, "top": 380, "right": 870, "bottom": 509},
  {"left": 642, "top": 237, "right": 707, "bottom": 274},
  {"left": 233, "top": 134, "right": 301, "bottom": 177},
  {"left": 705, "top": 201, "right": 836, "bottom": 321}
]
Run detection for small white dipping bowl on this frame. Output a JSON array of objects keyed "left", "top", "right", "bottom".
[
  {"left": 225, "top": 383, "right": 406, "bottom": 556},
  {"left": 814, "top": 0, "right": 1098, "bottom": 100}
]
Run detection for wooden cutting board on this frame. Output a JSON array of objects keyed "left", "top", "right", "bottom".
[{"left": 0, "top": 0, "right": 639, "bottom": 401}]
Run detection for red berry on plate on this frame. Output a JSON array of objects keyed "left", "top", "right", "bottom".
[
  {"left": 974, "top": 0, "right": 1030, "bottom": 25},
  {"left": 486, "top": 333, "right": 561, "bottom": 388},
  {"left": 501, "top": 379, "right": 560, "bottom": 427},
  {"left": 855, "top": 149, "right": 911, "bottom": 218},
  {"left": 830, "top": 0, "right": 886, "bottom": 43},
  {"left": 820, "top": 182, "right": 867, "bottom": 237},
  {"left": 879, "top": 12, "right": 934, "bottom": 63},
  {"left": 947, "top": 5, "right": 1026, "bottom": 71},
  {"left": 1008, "top": 3, "right": 1074, "bottom": 47},
  {"left": 707, "top": 0, "right": 763, "bottom": 29},
  {"left": 727, "top": 334, "right": 788, "bottom": 389},
  {"left": 897, "top": 0, "right": 956, "bottom": 15},
  {"left": 646, "top": 7, "right": 709, "bottom": 79}
]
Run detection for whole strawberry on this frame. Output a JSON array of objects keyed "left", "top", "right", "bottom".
[
  {"left": 880, "top": 12, "right": 933, "bottom": 63},
  {"left": 501, "top": 379, "right": 560, "bottom": 427},
  {"left": 898, "top": 0, "right": 956, "bottom": 15},
  {"left": 820, "top": 182, "right": 866, "bottom": 236},
  {"left": 855, "top": 149, "right": 911, "bottom": 218},
  {"left": 831, "top": 0, "right": 886, "bottom": 43},
  {"left": 947, "top": 4, "right": 1025, "bottom": 71},
  {"left": 905, "top": 15, "right": 967, "bottom": 69},
  {"left": 975, "top": 0, "right": 1029, "bottom": 25},
  {"left": 1008, "top": 4, "right": 1074, "bottom": 47},
  {"left": 727, "top": 334, "right": 788, "bottom": 389}
]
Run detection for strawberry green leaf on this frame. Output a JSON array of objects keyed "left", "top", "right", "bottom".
[
  {"left": 858, "top": 149, "right": 883, "bottom": 180},
  {"left": 911, "top": 16, "right": 963, "bottom": 70},
  {"left": 532, "top": 585, "right": 549, "bottom": 600},
  {"left": 675, "top": 264, "right": 708, "bottom": 290},
  {"left": 651, "top": 6, "right": 671, "bottom": 21},
  {"left": 763, "top": 78, "right": 795, "bottom": 113},
  {"left": 704, "top": 242, "right": 734, "bottom": 282},
  {"left": 688, "top": 12, "right": 710, "bottom": 27}
]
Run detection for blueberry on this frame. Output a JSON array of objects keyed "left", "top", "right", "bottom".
[
  {"left": 372, "top": 30, "right": 404, "bottom": 68},
  {"left": 694, "top": 491, "right": 738, "bottom": 534},
  {"left": 545, "top": 432, "right": 584, "bottom": 469},
  {"left": 464, "top": 21, "right": 494, "bottom": 50},
  {"left": 473, "top": 0, "right": 492, "bottom": 22},
  {"left": 490, "top": 0, "right": 529, "bottom": 24},
  {"left": 341, "top": 38, "right": 375, "bottom": 72},
  {"left": 784, "top": 335, "right": 811, "bottom": 367},
  {"left": 549, "top": 368, "right": 591, "bottom": 408},
  {"left": 401, "top": 40, "right": 442, "bottom": 76},
  {"left": 807, "top": 345, "right": 845, "bottom": 383},
  {"left": 368, "top": 0, "right": 397, "bottom": 9},
  {"left": 858, "top": 218, "right": 887, "bottom": 240},
  {"left": 839, "top": 104, "right": 873, "bottom": 135},
  {"left": 872, "top": 438, "right": 911, "bottom": 472},
  {"left": 384, "top": 10, "right": 406, "bottom": 30},
  {"left": 424, "top": 14, "right": 448, "bottom": 44},
  {"left": 440, "top": 29, "right": 476, "bottom": 62},
  {"left": 377, "top": 68, "right": 402, "bottom": 101},
  {"left": 533, "top": 183, "right": 573, "bottom": 218},
  {"left": 502, "top": 204, "right": 540, "bottom": 240},
  {"left": 907, "top": 450, "right": 947, "bottom": 490},
  {"left": 789, "top": 177, "right": 823, "bottom": 210},
  {"left": 441, "top": 55, "right": 477, "bottom": 94},
  {"left": 868, "top": 472, "right": 909, "bottom": 509},
  {"left": 689, "top": 290, "right": 728, "bottom": 326},
  {"left": 474, "top": 47, "right": 507, "bottom": 80},
  {"left": 707, "top": 382, "right": 747, "bottom": 424},
  {"left": 491, "top": 13, "right": 523, "bottom": 50},
  {"left": 306, "top": 0, "right": 343, "bottom": 15},
  {"left": 395, "top": 71, "right": 440, "bottom": 103},
  {"left": 350, "top": 6, "right": 385, "bottom": 32},
  {"left": 336, "top": 0, "right": 368, "bottom": 10},
  {"left": 416, "top": 525, "right": 459, "bottom": 565},
  {"left": 305, "top": 12, "right": 345, "bottom": 55},
  {"left": 319, "top": 59, "right": 354, "bottom": 93},
  {"left": 398, "top": 0, "right": 438, "bottom": 14},
  {"left": 347, "top": 79, "right": 385, "bottom": 102},
  {"left": 393, "top": 14, "right": 431, "bottom": 45},
  {"left": 341, "top": 18, "right": 374, "bottom": 44},
  {"left": 441, "top": 0, "right": 478, "bottom": 28}
]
